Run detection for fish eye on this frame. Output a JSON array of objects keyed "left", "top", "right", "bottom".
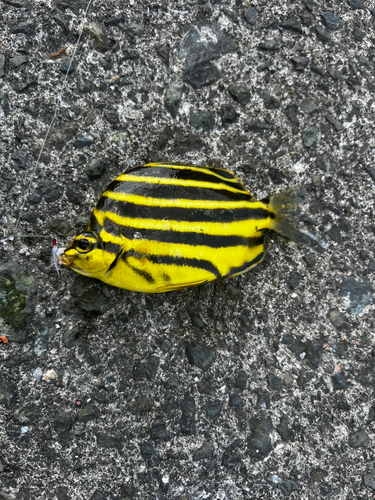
[{"left": 75, "top": 238, "right": 92, "bottom": 252}]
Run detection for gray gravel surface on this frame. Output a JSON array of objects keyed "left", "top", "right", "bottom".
[{"left": 1, "top": 0, "right": 375, "bottom": 499}]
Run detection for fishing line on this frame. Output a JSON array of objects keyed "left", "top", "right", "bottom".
[{"left": 14, "top": 0, "right": 94, "bottom": 232}]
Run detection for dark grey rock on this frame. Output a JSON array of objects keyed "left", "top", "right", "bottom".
[
  {"left": 164, "top": 87, "right": 181, "bottom": 118},
  {"left": 268, "top": 373, "right": 283, "bottom": 392},
  {"left": 0, "top": 263, "right": 37, "bottom": 342},
  {"left": 348, "top": 0, "right": 364, "bottom": 9},
  {"left": 185, "top": 60, "right": 221, "bottom": 89},
  {"left": 0, "top": 54, "right": 5, "bottom": 77},
  {"left": 185, "top": 342, "right": 216, "bottom": 371},
  {"left": 156, "top": 125, "right": 172, "bottom": 150},
  {"left": 104, "top": 16, "right": 124, "bottom": 27},
  {"left": 245, "top": 120, "right": 271, "bottom": 133},
  {"left": 30, "top": 322, "right": 50, "bottom": 357},
  {"left": 76, "top": 76, "right": 94, "bottom": 92},
  {"left": 311, "top": 469, "right": 328, "bottom": 482},
  {"left": 60, "top": 57, "right": 76, "bottom": 74},
  {"left": 37, "top": 181, "right": 62, "bottom": 203},
  {"left": 180, "top": 395, "right": 195, "bottom": 435},
  {"left": 156, "top": 43, "right": 170, "bottom": 65},
  {"left": 179, "top": 25, "right": 237, "bottom": 66},
  {"left": 235, "top": 370, "right": 248, "bottom": 390},
  {"left": 321, "top": 12, "right": 343, "bottom": 30},
  {"left": 96, "top": 431, "right": 122, "bottom": 450},
  {"left": 339, "top": 277, "right": 372, "bottom": 315},
  {"left": 277, "top": 414, "right": 291, "bottom": 441},
  {"left": 166, "top": 376, "right": 179, "bottom": 389},
  {"left": 129, "top": 396, "right": 152, "bottom": 412},
  {"left": 193, "top": 441, "right": 214, "bottom": 461},
  {"left": 348, "top": 430, "right": 369, "bottom": 448},
  {"left": 305, "top": 341, "right": 323, "bottom": 370},
  {"left": 53, "top": 409, "right": 73, "bottom": 435},
  {"left": 244, "top": 6, "right": 258, "bottom": 26},
  {"left": 84, "top": 22, "right": 111, "bottom": 51},
  {"left": 140, "top": 442, "right": 157, "bottom": 461},
  {"left": 298, "top": 368, "right": 312, "bottom": 388},
  {"left": 14, "top": 79, "right": 37, "bottom": 92},
  {"left": 47, "top": 218, "right": 75, "bottom": 238},
  {"left": 126, "top": 22, "right": 144, "bottom": 41},
  {"left": 280, "top": 18, "right": 303, "bottom": 34},
  {"left": 146, "top": 355, "right": 159, "bottom": 381},
  {"left": 73, "top": 135, "right": 94, "bottom": 149},
  {"left": 354, "top": 26, "right": 364, "bottom": 41},
  {"left": 357, "top": 365, "right": 375, "bottom": 388},
  {"left": 285, "top": 104, "right": 299, "bottom": 125},
  {"left": 328, "top": 310, "right": 348, "bottom": 330},
  {"left": 2, "top": 0, "right": 32, "bottom": 8},
  {"left": 287, "top": 272, "right": 302, "bottom": 289},
  {"left": 205, "top": 401, "right": 222, "bottom": 419},
  {"left": 326, "top": 115, "right": 343, "bottom": 132},
  {"left": 11, "top": 149, "right": 28, "bottom": 169},
  {"left": 10, "top": 19, "right": 35, "bottom": 35},
  {"left": 85, "top": 157, "right": 107, "bottom": 180},
  {"left": 315, "top": 25, "right": 331, "bottom": 42},
  {"left": 300, "top": 99, "right": 318, "bottom": 114},
  {"left": 369, "top": 260, "right": 375, "bottom": 271},
  {"left": 20, "top": 211, "right": 37, "bottom": 224},
  {"left": 229, "top": 392, "right": 242, "bottom": 407},
  {"left": 187, "top": 308, "right": 207, "bottom": 329},
  {"left": 291, "top": 56, "right": 309, "bottom": 71},
  {"left": 364, "top": 166, "right": 375, "bottom": 183},
  {"left": 172, "top": 134, "right": 204, "bottom": 154},
  {"left": 228, "top": 83, "right": 250, "bottom": 105},
  {"left": 221, "top": 104, "right": 238, "bottom": 125},
  {"left": 62, "top": 326, "right": 81, "bottom": 348},
  {"left": 303, "top": 0, "right": 313, "bottom": 11},
  {"left": 301, "top": 126, "right": 318, "bottom": 147},
  {"left": 67, "top": 187, "right": 83, "bottom": 205},
  {"left": 303, "top": 253, "right": 316, "bottom": 267},
  {"left": 256, "top": 392, "right": 271, "bottom": 409},
  {"left": 363, "top": 468, "right": 375, "bottom": 490},
  {"left": 151, "top": 420, "right": 171, "bottom": 442},
  {"left": 0, "top": 376, "right": 17, "bottom": 408},
  {"left": 189, "top": 111, "right": 214, "bottom": 132},
  {"left": 248, "top": 417, "right": 273, "bottom": 460},
  {"left": 332, "top": 373, "right": 348, "bottom": 390},
  {"left": 265, "top": 96, "right": 280, "bottom": 110},
  {"left": 76, "top": 402, "right": 100, "bottom": 423},
  {"left": 9, "top": 55, "right": 28, "bottom": 69},
  {"left": 45, "top": 122, "right": 79, "bottom": 151},
  {"left": 71, "top": 276, "right": 112, "bottom": 315},
  {"left": 326, "top": 224, "right": 342, "bottom": 243},
  {"left": 222, "top": 439, "right": 242, "bottom": 469},
  {"left": 258, "top": 39, "right": 280, "bottom": 50},
  {"left": 123, "top": 49, "right": 139, "bottom": 60}
]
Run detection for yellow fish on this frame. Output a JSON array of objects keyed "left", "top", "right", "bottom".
[{"left": 60, "top": 162, "right": 312, "bottom": 292}]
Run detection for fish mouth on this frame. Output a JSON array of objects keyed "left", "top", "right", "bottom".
[{"left": 60, "top": 254, "right": 74, "bottom": 266}]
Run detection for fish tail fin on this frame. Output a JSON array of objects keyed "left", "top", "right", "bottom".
[{"left": 267, "top": 186, "right": 314, "bottom": 246}]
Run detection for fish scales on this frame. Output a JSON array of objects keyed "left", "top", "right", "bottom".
[{"left": 61, "top": 163, "right": 311, "bottom": 292}]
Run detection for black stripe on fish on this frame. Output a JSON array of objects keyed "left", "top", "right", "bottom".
[
  {"left": 99, "top": 199, "right": 272, "bottom": 224},
  {"left": 226, "top": 252, "right": 264, "bottom": 277},
  {"left": 147, "top": 254, "right": 220, "bottom": 277},
  {"left": 103, "top": 181, "right": 252, "bottom": 203}
]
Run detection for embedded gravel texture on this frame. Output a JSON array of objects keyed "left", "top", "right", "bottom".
[{"left": 1, "top": 0, "right": 375, "bottom": 499}]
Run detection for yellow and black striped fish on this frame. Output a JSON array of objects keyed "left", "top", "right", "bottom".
[{"left": 60, "top": 162, "right": 312, "bottom": 293}]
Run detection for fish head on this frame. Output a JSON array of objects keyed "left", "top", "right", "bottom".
[{"left": 60, "top": 231, "right": 110, "bottom": 278}]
